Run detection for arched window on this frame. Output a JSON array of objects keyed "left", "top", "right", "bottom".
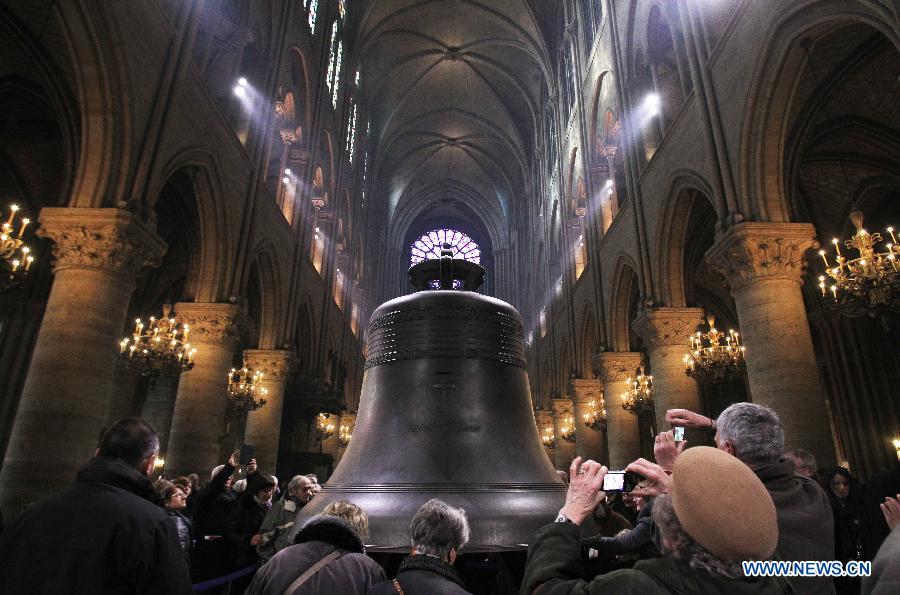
[
  {"left": 410, "top": 229, "right": 480, "bottom": 266},
  {"left": 306, "top": 0, "right": 319, "bottom": 34},
  {"left": 562, "top": 43, "right": 576, "bottom": 121},
  {"left": 360, "top": 150, "right": 369, "bottom": 207},
  {"left": 345, "top": 71, "right": 359, "bottom": 163},
  {"left": 338, "top": 0, "right": 347, "bottom": 21},
  {"left": 326, "top": 21, "right": 344, "bottom": 109},
  {"left": 581, "top": 0, "right": 602, "bottom": 42}
]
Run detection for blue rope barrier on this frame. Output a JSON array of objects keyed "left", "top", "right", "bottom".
[{"left": 192, "top": 564, "right": 258, "bottom": 591}]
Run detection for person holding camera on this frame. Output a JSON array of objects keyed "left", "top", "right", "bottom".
[
  {"left": 521, "top": 449, "right": 792, "bottom": 594},
  {"left": 666, "top": 402, "right": 834, "bottom": 594}
]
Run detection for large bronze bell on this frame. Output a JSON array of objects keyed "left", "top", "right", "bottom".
[{"left": 294, "top": 248, "right": 566, "bottom": 551}]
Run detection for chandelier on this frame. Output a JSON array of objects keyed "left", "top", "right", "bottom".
[
  {"left": 683, "top": 315, "right": 746, "bottom": 384},
  {"left": 338, "top": 423, "right": 352, "bottom": 447},
  {"left": 226, "top": 367, "right": 268, "bottom": 414},
  {"left": 816, "top": 210, "right": 900, "bottom": 316},
  {"left": 621, "top": 365, "right": 654, "bottom": 415},
  {"left": 559, "top": 416, "right": 576, "bottom": 443},
  {"left": 1, "top": 204, "right": 35, "bottom": 289},
  {"left": 540, "top": 426, "right": 555, "bottom": 448},
  {"left": 119, "top": 306, "right": 196, "bottom": 377},
  {"left": 582, "top": 399, "right": 607, "bottom": 431},
  {"left": 316, "top": 413, "right": 336, "bottom": 442}
]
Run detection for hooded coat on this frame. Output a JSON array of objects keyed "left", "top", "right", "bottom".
[
  {"left": 245, "top": 515, "right": 385, "bottom": 594},
  {"left": 521, "top": 522, "right": 792, "bottom": 595},
  {"left": 0, "top": 456, "right": 192, "bottom": 594}
]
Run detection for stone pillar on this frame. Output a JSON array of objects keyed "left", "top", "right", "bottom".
[
  {"left": 105, "top": 365, "right": 142, "bottom": 426},
  {"left": 243, "top": 350, "right": 294, "bottom": 474},
  {"left": 534, "top": 410, "right": 555, "bottom": 464},
  {"left": 597, "top": 352, "right": 643, "bottom": 468},
  {"left": 140, "top": 376, "right": 179, "bottom": 457},
  {"left": 571, "top": 378, "right": 606, "bottom": 462},
  {"left": 706, "top": 222, "right": 835, "bottom": 466},
  {"left": 165, "top": 303, "right": 244, "bottom": 476},
  {"left": 550, "top": 398, "right": 576, "bottom": 470},
  {"left": 632, "top": 307, "right": 705, "bottom": 438},
  {"left": 0, "top": 208, "right": 165, "bottom": 514},
  {"left": 336, "top": 412, "right": 356, "bottom": 466}
]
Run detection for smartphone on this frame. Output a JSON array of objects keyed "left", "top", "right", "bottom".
[
  {"left": 602, "top": 471, "right": 639, "bottom": 492},
  {"left": 673, "top": 426, "right": 685, "bottom": 442},
  {"left": 239, "top": 443, "right": 255, "bottom": 465}
]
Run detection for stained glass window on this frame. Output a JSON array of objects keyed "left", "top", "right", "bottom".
[
  {"left": 345, "top": 100, "right": 358, "bottom": 163},
  {"left": 327, "top": 22, "right": 343, "bottom": 109},
  {"left": 410, "top": 229, "right": 480, "bottom": 266},
  {"left": 339, "top": 0, "right": 347, "bottom": 20},
  {"left": 307, "top": 0, "right": 319, "bottom": 34}
]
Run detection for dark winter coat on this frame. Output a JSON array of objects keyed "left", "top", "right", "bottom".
[
  {"left": 582, "top": 498, "right": 660, "bottom": 559},
  {"left": 225, "top": 491, "right": 271, "bottom": 568},
  {"left": 246, "top": 515, "right": 385, "bottom": 594},
  {"left": 755, "top": 459, "right": 836, "bottom": 595},
  {"left": 371, "top": 554, "right": 472, "bottom": 595},
  {"left": 0, "top": 456, "right": 193, "bottom": 594},
  {"left": 166, "top": 508, "right": 193, "bottom": 556},
  {"left": 191, "top": 463, "right": 238, "bottom": 580},
  {"left": 521, "top": 521, "right": 793, "bottom": 595}
]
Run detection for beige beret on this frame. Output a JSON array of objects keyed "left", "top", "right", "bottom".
[{"left": 671, "top": 446, "right": 778, "bottom": 561}]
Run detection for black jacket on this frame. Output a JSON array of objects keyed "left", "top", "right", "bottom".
[
  {"left": 0, "top": 456, "right": 192, "bottom": 594},
  {"left": 225, "top": 490, "right": 270, "bottom": 568},
  {"left": 246, "top": 515, "right": 385, "bottom": 594},
  {"left": 371, "top": 554, "right": 472, "bottom": 595},
  {"left": 583, "top": 498, "right": 660, "bottom": 559},
  {"left": 521, "top": 521, "right": 792, "bottom": 595},
  {"left": 755, "top": 459, "right": 835, "bottom": 595},
  {"left": 166, "top": 508, "right": 193, "bottom": 556}
]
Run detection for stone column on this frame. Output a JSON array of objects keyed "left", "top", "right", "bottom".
[
  {"left": 571, "top": 378, "right": 606, "bottom": 462},
  {"left": 243, "top": 349, "right": 294, "bottom": 474},
  {"left": 632, "top": 307, "right": 705, "bottom": 438},
  {"left": 597, "top": 352, "right": 643, "bottom": 468},
  {"left": 706, "top": 222, "right": 835, "bottom": 466},
  {"left": 165, "top": 303, "right": 244, "bottom": 476},
  {"left": 335, "top": 412, "right": 356, "bottom": 466},
  {"left": 534, "top": 410, "right": 555, "bottom": 464},
  {"left": 105, "top": 365, "right": 142, "bottom": 426},
  {"left": 550, "top": 398, "right": 576, "bottom": 470},
  {"left": 0, "top": 208, "right": 165, "bottom": 514},
  {"left": 140, "top": 375, "right": 180, "bottom": 457}
]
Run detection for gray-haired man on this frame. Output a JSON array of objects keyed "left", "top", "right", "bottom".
[
  {"left": 371, "top": 498, "right": 472, "bottom": 594},
  {"left": 667, "top": 402, "right": 835, "bottom": 594}
]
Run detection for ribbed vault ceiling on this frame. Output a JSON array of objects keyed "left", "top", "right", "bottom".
[{"left": 356, "top": 0, "right": 551, "bottom": 245}]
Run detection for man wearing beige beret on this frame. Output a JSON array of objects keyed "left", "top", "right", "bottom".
[{"left": 521, "top": 447, "right": 793, "bottom": 593}]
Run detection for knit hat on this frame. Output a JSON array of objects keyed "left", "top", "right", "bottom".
[{"left": 671, "top": 446, "right": 778, "bottom": 560}]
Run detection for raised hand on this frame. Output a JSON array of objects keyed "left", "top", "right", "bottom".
[
  {"left": 666, "top": 408, "right": 713, "bottom": 430},
  {"left": 625, "top": 458, "right": 670, "bottom": 498},
  {"left": 654, "top": 430, "right": 686, "bottom": 473},
  {"left": 559, "top": 456, "right": 608, "bottom": 526}
]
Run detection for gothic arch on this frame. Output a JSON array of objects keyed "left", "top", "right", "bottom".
[
  {"left": 739, "top": 1, "right": 900, "bottom": 222},
  {"left": 246, "top": 241, "right": 286, "bottom": 350},
  {"left": 608, "top": 254, "right": 641, "bottom": 352},
  {"left": 655, "top": 170, "right": 720, "bottom": 307},
  {"left": 579, "top": 304, "right": 598, "bottom": 377},
  {"left": 151, "top": 151, "right": 234, "bottom": 302}
]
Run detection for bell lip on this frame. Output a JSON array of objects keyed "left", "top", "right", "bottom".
[{"left": 370, "top": 289, "right": 522, "bottom": 320}]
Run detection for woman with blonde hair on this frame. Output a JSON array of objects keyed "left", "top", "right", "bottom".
[{"left": 245, "top": 499, "right": 385, "bottom": 594}]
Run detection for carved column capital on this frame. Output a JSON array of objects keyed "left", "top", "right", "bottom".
[
  {"left": 706, "top": 222, "right": 818, "bottom": 291},
  {"left": 570, "top": 378, "right": 604, "bottom": 403},
  {"left": 243, "top": 349, "right": 296, "bottom": 381},
  {"left": 596, "top": 352, "right": 643, "bottom": 383},
  {"left": 632, "top": 307, "right": 705, "bottom": 349},
  {"left": 174, "top": 302, "right": 247, "bottom": 345},
  {"left": 38, "top": 208, "right": 166, "bottom": 282},
  {"left": 550, "top": 398, "right": 574, "bottom": 418}
]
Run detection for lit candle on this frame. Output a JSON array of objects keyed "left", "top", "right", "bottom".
[
  {"left": 819, "top": 250, "right": 829, "bottom": 267},
  {"left": 832, "top": 238, "right": 841, "bottom": 256},
  {"left": 6, "top": 205, "right": 18, "bottom": 226},
  {"left": 18, "top": 218, "right": 29, "bottom": 237},
  {"left": 10, "top": 259, "right": 19, "bottom": 272},
  {"left": 25, "top": 255, "right": 33, "bottom": 270},
  {"left": 888, "top": 227, "right": 897, "bottom": 245},
  {"left": 830, "top": 285, "right": 838, "bottom": 300}
]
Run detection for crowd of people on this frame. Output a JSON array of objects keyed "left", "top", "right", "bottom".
[{"left": 0, "top": 403, "right": 898, "bottom": 594}]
